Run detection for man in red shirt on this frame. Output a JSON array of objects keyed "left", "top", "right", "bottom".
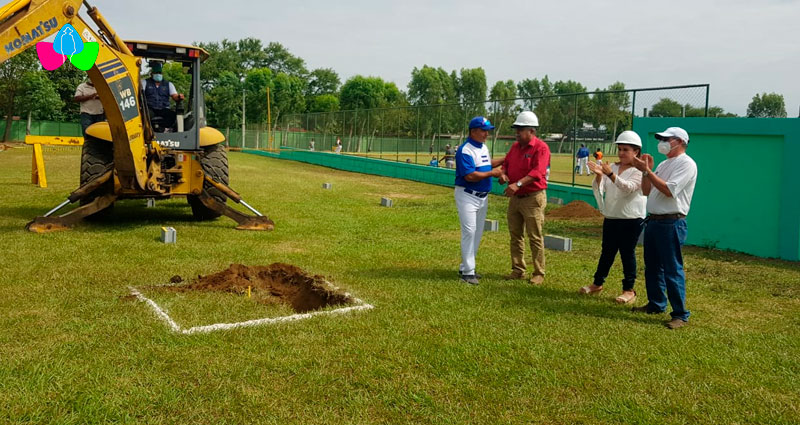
[{"left": 499, "top": 111, "right": 551, "bottom": 285}]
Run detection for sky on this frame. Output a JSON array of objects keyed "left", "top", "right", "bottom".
[{"left": 94, "top": 0, "right": 799, "bottom": 116}]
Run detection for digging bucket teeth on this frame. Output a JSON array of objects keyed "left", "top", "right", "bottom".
[{"left": 198, "top": 180, "right": 274, "bottom": 231}]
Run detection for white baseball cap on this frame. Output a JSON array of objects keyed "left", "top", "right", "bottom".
[{"left": 655, "top": 127, "right": 689, "bottom": 144}]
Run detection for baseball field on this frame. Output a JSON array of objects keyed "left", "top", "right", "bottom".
[{"left": 1, "top": 145, "right": 798, "bottom": 424}]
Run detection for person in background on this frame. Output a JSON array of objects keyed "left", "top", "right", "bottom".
[
  {"left": 631, "top": 127, "right": 698, "bottom": 330},
  {"left": 309, "top": 138, "right": 315, "bottom": 151},
  {"left": 579, "top": 131, "right": 646, "bottom": 304},
  {"left": 74, "top": 78, "right": 104, "bottom": 138},
  {"left": 498, "top": 111, "right": 551, "bottom": 286},
  {"left": 454, "top": 116, "right": 504, "bottom": 285},
  {"left": 593, "top": 148, "right": 604, "bottom": 162},
  {"left": 441, "top": 144, "right": 456, "bottom": 169},
  {"left": 576, "top": 144, "right": 590, "bottom": 175},
  {"left": 334, "top": 138, "right": 342, "bottom": 153},
  {"left": 429, "top": 156, "right": 439, "bottom": 167}
]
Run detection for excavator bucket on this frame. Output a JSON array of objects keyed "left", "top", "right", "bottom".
[{"left": 197, "top": 190, "right": 275, "bottom": 231}]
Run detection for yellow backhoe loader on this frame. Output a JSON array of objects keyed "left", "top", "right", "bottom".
[{"left": 0, "top": 0, "right": 274, "bottom": 232}]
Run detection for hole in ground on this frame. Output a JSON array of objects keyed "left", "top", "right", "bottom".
[{"left": 160, "top": 263, "right": 353, "bottom": 313}]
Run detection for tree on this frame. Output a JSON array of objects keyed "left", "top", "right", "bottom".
[
  {"left": 197, "top": 39, "right": 242, "bottom": 83},
  {"left": 307, "top": 94, "right": 339, "bottom": 113},
  {"left": 340, "top": 76, "right": 393, "bottom": 110},
  {"left": 407, "top": 65, "right": 456, "bottom": 106},
  {"left": 0, "top": 49, "right": 40, "bottom": 141},
  {"left": 206, "top": 71, "right": 241, "bottom": 130},
  {"left": 590, "top": 81, "right": 630, "bottom": 139},
  {"left": 271, "top": 72, "right": 306, "bottom": 128},
  {"left": 263, "top": 42, "right": 308, "bottom": 78},
  {"left": 244, "top": 68, "right": 274, "bottom": 125},
  {"left": 17, "top": 71, "right": 64, "bottom": 121},
  {"left": 306, "top": 68, "right": 340, "bottom": 98},
  {"left": 163, "top": 62, "right": 192, "bottom": 100},
  {"left": 517, "top": 75, "right": 554, "bottom": 110},
  {"left": 488, "top": 80, "right": 517, "bottom": 143},
  {"left": 46, "top": 64, "right": 85, "bottom": 122},
  {"left": 456, "top": 67, "right": 487, "bottom": 106},
  {"left": 747, "top": 92, "right": 787, "bottom": 118},
  {"left": 707, "top": 106, "right": 737, "bottom": 118},
  {"left": 649, "top": 98, "right": 683, "bottom": 117}
]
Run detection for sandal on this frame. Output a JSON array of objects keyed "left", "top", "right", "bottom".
[
  {"left": 615, "top": 291, "right": 637, "bottom": 304},
  {"left": 579, "top": 285, "right": 603, "bottom": 295}
]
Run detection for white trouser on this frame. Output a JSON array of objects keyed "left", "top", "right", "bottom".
[
  {"left": 454, "top": 186, "right": 489, "bottom": 276},
  {"left": 577, "top": 157, "right": 588, "bottom": 175}
]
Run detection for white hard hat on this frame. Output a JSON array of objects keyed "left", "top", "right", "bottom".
[
  {"left": 614, "top": 130, "right": 642, "bottom": 148},
  {"left": 511, "top": 111, "right": 539, "bottom": 128}
]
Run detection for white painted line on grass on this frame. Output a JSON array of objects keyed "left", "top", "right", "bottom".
[
  {"left": 129, "top": 286, "right": 374, "bottom": 335},
  {"left": 128, "top": 286, "right": 181, "bottom": 333}
]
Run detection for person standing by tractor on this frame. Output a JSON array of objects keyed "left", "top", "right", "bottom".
[
  {"left": 73, "top": 79, "right": 104, "bottom": 138},
  {"left": 142, "top": 61, "right": 184, "bottom": 130}
]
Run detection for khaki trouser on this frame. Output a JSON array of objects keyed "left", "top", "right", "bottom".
[{"left": 507, "top": 190, "right": 547, "bottom": 277}]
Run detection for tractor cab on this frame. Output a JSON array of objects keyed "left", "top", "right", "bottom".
[{"left": 124, "top": 40, "right": 209, "bottom": 151}]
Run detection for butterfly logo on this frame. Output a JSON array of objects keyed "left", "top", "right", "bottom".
[{"left": 36, "top": 24, "right": 99, "bottom": 71}]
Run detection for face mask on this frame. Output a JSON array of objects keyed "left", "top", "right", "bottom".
[
  {"left": 153, "top": 74, "right": 163, "bottom": 82},
  {"left": 657, "top": 141, "right": 672, "bottom": 155}
]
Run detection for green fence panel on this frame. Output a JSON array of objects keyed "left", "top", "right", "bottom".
[{"left": 634, "top": 117, "right": 800, "bottom": 261}]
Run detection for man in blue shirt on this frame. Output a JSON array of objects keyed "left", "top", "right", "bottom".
[
  {"left": 576, "top": 144, "right": 590, "bottom": 175},
  {"left": 454, "top": 116, "right": 504, "bottom": 285},
  {"left": 429, "top": 156, "right": 439, "bottom": 167}
]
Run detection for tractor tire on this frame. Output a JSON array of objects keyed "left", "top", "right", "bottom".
[
  {"left": 188, "top": 143, "right": 229, "bottom": 220},
  {"left": 79, "top": 137, "right": 114, "bottom": 215}
]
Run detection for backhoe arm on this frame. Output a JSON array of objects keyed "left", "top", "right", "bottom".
[{"left": 0, "top": 0, "right": 150, "bottom": 190}]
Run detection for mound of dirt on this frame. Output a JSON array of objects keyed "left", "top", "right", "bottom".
[
  {"left": 164, "top": 263, "right": 352, "bottom": 313},
  {"left": 547, "top": 200, "right": 603, "bottom": 219}
]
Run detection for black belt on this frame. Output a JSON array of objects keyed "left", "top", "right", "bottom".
[
  {"left": 463, "top": 188, "right": 489, "bottom": 198},
  {"left": 648, "top": 213, "right": 686, "bottom": 220}
]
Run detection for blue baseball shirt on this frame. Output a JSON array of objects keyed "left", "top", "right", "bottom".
[
  {"left": 455, "top": 137, "right": 492, "bottom": 193},
  {"left": 577, "top": 146, "right": 590, "bottom": 158}
]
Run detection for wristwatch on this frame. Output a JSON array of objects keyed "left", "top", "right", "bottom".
[
  {"left": 642, "top": 169, "right": 649, "bottom": 177},
  {"left": 516, "top": 181, "right": 523, "bottom": 188}
]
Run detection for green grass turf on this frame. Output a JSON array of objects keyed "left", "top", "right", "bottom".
[{"left": 0, "top": 145, "right": 798, "bottom": 424}]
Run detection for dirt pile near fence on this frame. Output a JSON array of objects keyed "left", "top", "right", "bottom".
[
  {"left": 547, "top": 200, "right": 603, "bottom": 219},
  {"left": 164, "top": 263, "right": 352, "bottom": 313}
]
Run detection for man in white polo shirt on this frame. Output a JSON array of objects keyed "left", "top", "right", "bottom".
[
  {"left": 454, "top": 116, "right": 504, "bottom": 285},
  {"left": 631, "top": 127, "right": 698, "bottom": 329}
]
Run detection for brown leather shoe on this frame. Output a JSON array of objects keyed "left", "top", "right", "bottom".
[
  {"left": 503, "top": 271, "right": 525, "bottom": 280},
  {"left": 665, "top": 318, "right": 688, "bottom": 329},
  {"left": 529, "top": 275, "right": 544, "bottom": 285}
]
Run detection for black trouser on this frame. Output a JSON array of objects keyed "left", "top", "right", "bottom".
[
  {"left": 80, "top": 112, "right": 105, "bottom": 138},
  {"left": 593, "top": 218, "right": 644, "bottom": 291}
]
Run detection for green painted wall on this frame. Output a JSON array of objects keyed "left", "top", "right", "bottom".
[
  {"left": 634, "top": 117, "right": 800, "bottom": 261},
  {"left": 243, "top": 148, "right": 595, "bottom": 209}
]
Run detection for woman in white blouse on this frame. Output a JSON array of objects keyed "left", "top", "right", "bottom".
[{"left": 579, "top": 131, "right": 647, "bottom": 304}]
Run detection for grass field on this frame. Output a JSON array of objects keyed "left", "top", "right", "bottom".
[{"left": 1, "top": 145, "right": 798, "bottom": 424}]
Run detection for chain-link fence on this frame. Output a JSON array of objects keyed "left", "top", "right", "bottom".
[{"left": 265, "top": 84, "right": 709, "bottom": 187}]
